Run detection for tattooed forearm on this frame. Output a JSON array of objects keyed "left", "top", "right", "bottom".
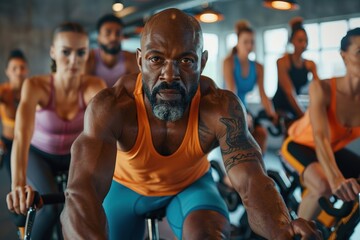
[
  {"left": 245, "top": 182, "right": 291, "bottom": 237},
  {"left": 224, "top": 151, "right": 262, "bottom": 171}
]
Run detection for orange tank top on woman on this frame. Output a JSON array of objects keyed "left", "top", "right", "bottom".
[
  {"left": 288, "top": 78, "right": 360, "bottom": 151},
  {"left": 113, "top": 74, "right": 210, "bottom": 196}
]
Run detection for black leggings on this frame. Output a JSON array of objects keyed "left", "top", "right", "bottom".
[
  {"left": 26, "top": 146, "right": 70, "bottom": 240},
  {"left": 0, "top": 136, "right": 13, "bottom": 184},
  {"left": 284, "top": 140, "right": 360, "bottom": 179}
]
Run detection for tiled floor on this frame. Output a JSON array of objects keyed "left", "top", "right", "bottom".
[{"left": 1, "top": 137, "right": 359, "bottom": 239}]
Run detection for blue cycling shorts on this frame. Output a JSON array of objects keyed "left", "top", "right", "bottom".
[{"left": 103, "top": 170, "right": 229, "bottom": 239}]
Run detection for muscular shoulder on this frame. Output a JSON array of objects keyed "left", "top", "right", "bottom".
[
  {"left": 113, "top": 73, "right": 138, "bottom": 93},
  {"left": 200, "top": 76, "right": 246, "bottom": 127},
  {"left": 85, "top": 84, "right": 135, "bottom": 137},
  {"left": 309, "top": 79, "right": 331, "bottom": 106}
]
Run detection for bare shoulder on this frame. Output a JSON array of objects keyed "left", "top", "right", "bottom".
[
  {"left": 200, "top": 76, "right": 244, "bottom": 118},
  {"left": 255, "top": 61, "right": 264, "bottom": 72},
  {"left": 277, "top": 54, "right": 289, "bottom": 68},
  {"left": 305, "top": 59, "right": 316, "bottom": 69},
  {"left": 26, "top": 74, "right": 50, "bottom": 84},
  {"left": 20, "top": 75, "right": 51, "bottom": 105},
  {"left": 309, "top": 79, "right": 331, "bottom": 105},
  {"left": 86, "top": 82, "right": 135, "bottom": 133},
  {"left": 223, "top": 54, "right": 233, "bottom": 64},
  {"left": 24, "top": 75, "right": 51, "bottom": 92},
  {"left": 113, "top": 73, "right": 138, "bottom": 93}
]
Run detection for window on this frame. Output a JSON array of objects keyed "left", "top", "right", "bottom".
[
  {"left": 262, "top": 16, "right": 359, "bottom": 100},
  {"left": 122, "top": 37, "right": 140, "bottom": 52},
  {"left": 202, "top": 33, "right": 221, "bottom": 87},
  {"left": 263, "top": 28, "right": 288, "bottom": 97},
  {"left": 349, "top": 17, "right": 360, "bottom": 28}
]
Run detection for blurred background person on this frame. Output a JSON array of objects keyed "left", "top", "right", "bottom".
[
  {"left": 223, "top": 20, "right": 277, "bottom": 153},
  {"left": 85, "top": 14, "right": 139, "bottom": 87},
  {"left": 6, "top": 22, "right": 106, "bottom": 239},
  {"left": 281, "top": 27, "right": 360, "bottom": 221},
  {"left": 272, "top": 17, "right": 319, "bottom": 127},
  {"left": 0, "top": 49, "right": 28, "bottom": 183}
]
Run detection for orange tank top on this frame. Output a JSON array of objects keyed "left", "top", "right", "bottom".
[
  {"left": 0, "top": 104, "right": 15, "bottom": 129},
  {"left": 288, "top": 78, "right": 360, "bottom": 151},
  {"left": 113, "top": 74, "right": 210, "bottom": 196}
]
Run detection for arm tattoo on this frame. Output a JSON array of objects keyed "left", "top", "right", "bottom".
[
  {"left": 220, "top": 97, "right": 262, "bottom": 171},
  {"left": 224, "top": 152, "right": 259, "bottom": 172}
]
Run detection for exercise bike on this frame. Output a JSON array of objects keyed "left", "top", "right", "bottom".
[{"left": 269, "top": 154, "right": 360, "bottom": 239}]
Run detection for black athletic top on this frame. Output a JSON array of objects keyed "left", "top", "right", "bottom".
[{"left": 273, "top": 54, "right": 309, "bottom": 118}]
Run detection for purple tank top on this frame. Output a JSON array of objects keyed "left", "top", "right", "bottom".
[
  {"left": 31, "top": 76, "right": 86, "bottom": 155},
  {"left": 94, "top": 48, "right": 126, "bottom": 87}
]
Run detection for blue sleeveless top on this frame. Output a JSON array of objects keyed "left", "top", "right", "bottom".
[{"left": 233, "top": 56, "right": 257, "bottom": 107}]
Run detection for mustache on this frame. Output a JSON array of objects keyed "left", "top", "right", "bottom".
[
  {"left": 99, "top": 43, "right": 121, "bottom": 55},
  {"left": 153, "top": 82, "right": 186, "bottom": 96}
]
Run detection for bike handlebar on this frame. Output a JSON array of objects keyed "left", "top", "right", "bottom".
[
  {"left": 11, "top": 191, "right": 65, "bottom": 227},
  {"left": 254, "top": 110, "right": 284, "bottom": 137},
  {"left": 318, "top": 179, "right": 360, "bottom": 218},
  {"left": 318, "top": 197, "right": 354, "bottom": 218}
]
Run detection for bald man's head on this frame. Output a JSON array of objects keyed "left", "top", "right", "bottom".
[{"left": 141, "top": 8, "right": 203, "bottom": 51}]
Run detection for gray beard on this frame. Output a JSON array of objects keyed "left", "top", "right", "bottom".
[
  {"left": 142, "top": 80, "right": 197, "bottom": 122},
  {"left": 152, "top": 102, "right": 184, "bottom": 122}
]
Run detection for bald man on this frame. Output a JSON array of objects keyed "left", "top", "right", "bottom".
[{"left": 60, "top": 8, "right": 321, "bottom": 240}]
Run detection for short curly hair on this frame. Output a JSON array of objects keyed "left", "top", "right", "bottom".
[{"left": 96, "top": 14, "right": 124, "bottom": 32}]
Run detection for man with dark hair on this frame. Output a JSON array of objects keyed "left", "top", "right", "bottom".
[
  {"left": 61, "top": 8, "right": 321, "bottom": 240},
  {"left": 86, "top": 14, "right": 139, "bottom": 87}
]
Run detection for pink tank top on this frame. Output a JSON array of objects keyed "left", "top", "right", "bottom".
[
  {"left": 31, "top": 76, "right": 86, "bottom": 155},
  {"left": 94, "top": 49, "right": 126, "bottom": 87}
]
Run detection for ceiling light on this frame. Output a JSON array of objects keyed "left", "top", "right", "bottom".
[
  {"left": 112, "top": 1, "right": 124, "bottom": 12},
  {"left": 263, "top": 0, "right": 299, "bottom": 10},
  {"left": 195, "top": 7, "right": 224, "bottom": 23}
]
